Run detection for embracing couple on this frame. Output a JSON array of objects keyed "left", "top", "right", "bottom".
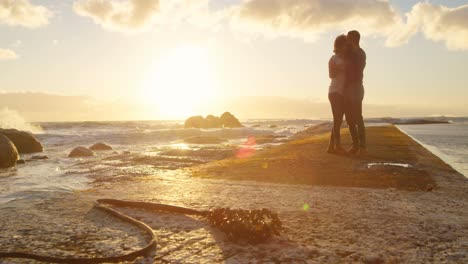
[{"left": 327, "top": 30, "right": 367, "bottom": 156}]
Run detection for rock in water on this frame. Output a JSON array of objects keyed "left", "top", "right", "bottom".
[
  {"left": 184, "top": 112, "right": 243, "bottom": 129},
  {"left": 184, "top": 116, "right": 207, "bottom": 129},
  {"left": 0, "top": 128, "right": 43, "bottom": 154},
  {"left": 0, "top": 134, "right": 19, "bottom": 168},
  {"left": 205, "top": 115, "right": 222, "bottom": 128},
  {"left": 89, "top": 142, "right": 113, "bottom": 151},
  {"left": 220, "top": 112, "right": 243, "bottom": 128},
  {"left": 68, "top": 147, "right": 95, "bottom": 157}
]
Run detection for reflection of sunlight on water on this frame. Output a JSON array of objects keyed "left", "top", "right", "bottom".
[
  {"left": 367, "top": 163, "right": 411, "bottom": 169},
  {"left": 169, "top": 143, "right": 190, "bottom": 150},
  {"left": 0, "top": 161, "right": 90, "bottom": 204}
]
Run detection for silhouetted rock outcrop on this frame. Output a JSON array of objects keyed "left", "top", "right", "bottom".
[
  {"left": 68, "top": 147, "right": 95, "bottom": 157},
  {"left": 219, "top": 112, "right": 243, "bottom": 128},
  {"left": 0, "top": 134, "right": 19, "bottom": 168},
  {"left": 205, "top": 115, "right": 222, "bottom": 128},
  {"left": 0, "top": 128, "right": 43, "bottom": 154},
  {"left": 184, "top": 116, "right": 207, "bottom": 129},
  {"left": 184, "top": 112, "right": 243, "bottom": 129},
  {"left": 90, "top": 142, "right": 113, "bottom": 151}
]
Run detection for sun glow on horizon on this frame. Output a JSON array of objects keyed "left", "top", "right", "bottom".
[{"left": 141, "top": 44, "right": 218, "bottom": 119}]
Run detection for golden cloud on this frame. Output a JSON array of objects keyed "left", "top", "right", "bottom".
[
  {"left": 0, "top": 48, "right": 17, "bottom": 60},
  {"left": 229, "top": 0, "right": 404, "bottom": 43},
  {"left": 0, "top": 0, "right": 52, "bottom": 28},
  {"left": 72, "top": 0, "right": 468, "bottom": 51},
  {"left": 405, "top": 3, "right": 468, "bottom": 50}
]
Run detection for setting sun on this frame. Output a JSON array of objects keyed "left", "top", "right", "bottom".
[{"left": 141, "top": 45, "right": 218, "bottom": 119}]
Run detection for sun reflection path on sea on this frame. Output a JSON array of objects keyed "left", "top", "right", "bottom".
[
  {"left": 236, "top": 136, "right": 256, "bottom": 159},
  {"left": 170, "top": 143, "right": 190, "bottom": 150}
]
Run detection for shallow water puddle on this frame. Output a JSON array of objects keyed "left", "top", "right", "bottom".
[{"left": 366, "top": 163, "right": 412, "bottom": 169}]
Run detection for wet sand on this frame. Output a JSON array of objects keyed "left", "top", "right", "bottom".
[{"left": 1, "top": 125, "right": 467, "bottom": 263}]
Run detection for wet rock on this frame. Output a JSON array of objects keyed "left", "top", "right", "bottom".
[
  {"left": 16, "top": 159, "right": 26, "bottom": 165},
  {"left": 90, "top": 142, "right": 113, "bottom": 151},
  {"left": 183, "top": 136, "right": 226, "bottom": 144},
  {"left": 0, "top": 128, "right": 43, "bottom": 154},
  {"left": 68, "top": 147, "right": 95, "bottom": 157},
  {"left": 0, "top": 134, "right": 19, "bottom": 168}
]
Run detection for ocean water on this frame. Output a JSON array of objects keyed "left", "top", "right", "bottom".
[
  {"left": 0, "top": 119, "right": 318, "bottom": 204},
  {"left": 1, "top": 118, "right": 467, "bottom": 205},
  {"left": 398, "top": 123, "right": 468, "bottom": 177}
]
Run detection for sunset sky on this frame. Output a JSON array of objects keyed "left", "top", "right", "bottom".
[{"left": 1, "top": 0, "right": 468, "bottom": 121}]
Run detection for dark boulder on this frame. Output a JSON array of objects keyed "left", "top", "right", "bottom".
[
  {"left": 205, "top": 115, "right": 222, "bottom": 128},
  {"left": 184, "top": 112, "right": 243, "bottom": 129},
  {"left": 89, "top": 142, "right": 113, "bottom": 151},
  {"left": 220, "top": 112, "right": 243, "bottom": 128},
  {"left": 68, "top": 147, "right": 95, "bottom": 157},
  {"left": 0, "top": 134, "right": 19, "bottom": 168},
  {"left": 0, "top": 128, "right": 43, "bottom": 154},
  {"left": 184, "top": 116, "right": 207, "bottom": 129}
]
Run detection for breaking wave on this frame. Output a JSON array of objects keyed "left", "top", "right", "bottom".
[{"left": 0, "top": 108, "right": 42, "bottom": 133}]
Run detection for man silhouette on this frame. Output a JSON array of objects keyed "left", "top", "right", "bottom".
[{"left": 345, "top": 30, "right": 367, "bottom": 155}]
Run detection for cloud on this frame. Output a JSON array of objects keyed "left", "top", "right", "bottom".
[
  {"left": 0, "top": 0, "right": 52, "bottom": 28},
  {"left": 72, "top": 0, "right": 468, "bottom": 51},
  {"left": 73, "top": 0, "right": 161, "bottom": 33},
  {"left": 405, "top": 3, "right": 468, "bottom": 50},
  {"left": 0, "top": 48, "right": 17, "bottom": 60},
  {"left": 73, "top": 0, "right": 221, "bottom": 33},
  {"left": 228, "top": 0, "right": 468, "bottom": 50},
  {"left": 229, "top": 0, "right": 405, "bottom": 43}
]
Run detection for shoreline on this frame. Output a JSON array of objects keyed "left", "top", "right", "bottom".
[
  {"left": 0, "top": 124, "right": 467, "bottom": 263},
  {"left": 397, "top": 125, "right": 467, "bottom": 178}
]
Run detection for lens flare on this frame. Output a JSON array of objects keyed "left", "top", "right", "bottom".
[{"left": 236, "top": 136, "right": 256, "bottom": 158}]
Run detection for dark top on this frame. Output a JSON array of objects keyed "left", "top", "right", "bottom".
[{"left": 346, "top": 47, "right": 366, "bottom": 86}]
